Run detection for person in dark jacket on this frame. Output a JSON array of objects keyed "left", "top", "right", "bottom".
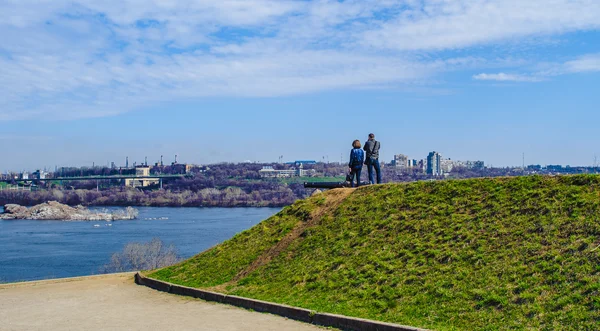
[
  {"left": 363, "top": 133, "right": 381, "bottom": 184},
  {"left": 348, "top": 139, "right": 364, "bottom": 187}
]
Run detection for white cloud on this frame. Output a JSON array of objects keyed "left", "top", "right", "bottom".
[
  {"left": 0, "top": 0, "right": 599, "bottom": 120},
  {"left": 361, "top": 0, "right": 600, "bottom": 51},
  {"left": 0, "top": 50, "right": 440, "bottom": 121},
  {"left": 0, "top": 0, "right": 303, "bottom": 28},
  {"left": 473, "top": 72, "right": 543, "bottom": 82},
  {"left": 474, "top": 53, "right": 600, "bottom": 83},
  {"left": 564, "top": 53, "right": 600, "bottom": 73}
]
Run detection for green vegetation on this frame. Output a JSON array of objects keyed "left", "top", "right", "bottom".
[
  {"left": 151, "top": 196, "right": 324, "bottom": 287},
  {"left": 150, "top": 175, "right": 600, "bottom": 330},
  {"left": 278, "top": 176, "right": 346, "bottom": 184}
]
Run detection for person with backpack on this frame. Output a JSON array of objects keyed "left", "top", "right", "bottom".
[
  {"left": 364, "top": 133, "right": 382, "bottom": 184},
  {"left": 348, "top": 139, "right": 365, "bottom": 187}
]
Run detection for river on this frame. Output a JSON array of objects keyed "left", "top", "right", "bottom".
[{"left": 0, "top": 207, "right": 280, "bottom": 283}]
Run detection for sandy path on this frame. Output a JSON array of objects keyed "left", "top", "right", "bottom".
[
  {"left": 0, "top": 273, "right": 324, "bottom": 331},
  {"left": 231, "top": 188, "right": 354, "bottom": 283}
]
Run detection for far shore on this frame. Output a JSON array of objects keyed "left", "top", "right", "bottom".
[{"left": 2, "top": 204, "right": 285, "bottom": 209}]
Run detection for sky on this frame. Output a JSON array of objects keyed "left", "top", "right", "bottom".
[{"left": 1, "top": 0, "right": 600, "bottom": 172}]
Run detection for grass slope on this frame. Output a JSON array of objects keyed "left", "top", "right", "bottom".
[{"left": 150, "top": 175, "right": 600, "bottom": 330}]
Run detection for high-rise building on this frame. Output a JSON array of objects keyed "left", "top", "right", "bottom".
[
  {"left": 465, "top": 160, "right": 485, "bottom": 170},
  {"left": 393, "top": 154, "right": 409, "bottom": 168},
  {"left": 441, "top": 158, "right": 454, "bottom": 173},
  {"left": 418, "top": 159, "right": 427, "bottom": 173},
  {"left": 427, "top": 151, "right": 442, "bottom": 176}
]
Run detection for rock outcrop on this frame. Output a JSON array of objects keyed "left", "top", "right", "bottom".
[{"left": 0, "top": 201, "right": 138, "bottom": 221}]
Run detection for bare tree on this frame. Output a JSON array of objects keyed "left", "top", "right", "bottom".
[{"left": 101, "top": 238, "right": 180, "bottom": 273}]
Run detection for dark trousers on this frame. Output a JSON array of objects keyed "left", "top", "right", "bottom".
[
  {"left": 349, "top": 167, "right": 362, "bottom": 187},
  {"left": 367, "top": 158, "right": 381, "bottom": 184}
]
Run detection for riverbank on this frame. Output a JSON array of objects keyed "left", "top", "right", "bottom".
[{"left": 0, "top": 207, "right": 280, "bottom": 283}]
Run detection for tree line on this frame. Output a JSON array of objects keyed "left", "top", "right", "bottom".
[{"left": 0, "top": 162, "right": 556, "bottom": 208}]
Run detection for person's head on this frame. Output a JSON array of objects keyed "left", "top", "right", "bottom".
[
  {"left": 368, "top": 133, "right": 375, "bottom": 140},
  {"left": 352, "top": 140, "right": 361, "bottom": 149}
]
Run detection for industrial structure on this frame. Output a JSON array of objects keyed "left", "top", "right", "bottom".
[{"left": 124, "top": 166, "right": 160, "bottom": 188}]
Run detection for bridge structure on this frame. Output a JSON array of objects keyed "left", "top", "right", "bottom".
[{"left": 0, "top": 174, "right": 188, "bottom": 190}]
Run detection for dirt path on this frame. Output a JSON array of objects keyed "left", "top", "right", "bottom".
[
  {"left": 231, "top": 188, "right": 354, "bottom": 282},
  {"left": 0, "top": 273, "right": 325, "bottom": 331}
]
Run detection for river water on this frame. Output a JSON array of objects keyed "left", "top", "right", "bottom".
[{"left": 0, "top": 207, "right": 280, "bottom": 283}]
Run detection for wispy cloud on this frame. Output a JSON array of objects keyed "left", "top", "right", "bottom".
[
  {"left": 474, "top": 53, "right": 600, "bottom": 83},
  {"left": 473, "top": 73, "right": 544, "bottom": 82},
  {"left": 563, "top": 53, "right": 600, "bottom": 73},
  {"left": 0, "top": 0, "right": 599, "bottom": 120}
]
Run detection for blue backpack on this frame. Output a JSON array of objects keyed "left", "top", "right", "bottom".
[{"left": 350, "top": 149, "right": 364, "bottom": 167}]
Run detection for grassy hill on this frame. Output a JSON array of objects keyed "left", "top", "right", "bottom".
[{"left": 149, "top": 175, "right": 600, "bottom": 330}]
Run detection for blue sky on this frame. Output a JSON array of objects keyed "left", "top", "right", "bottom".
[{"left": 1, "top": 0, "right": 600, "bottom": 171}]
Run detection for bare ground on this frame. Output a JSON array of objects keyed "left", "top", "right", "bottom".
[{"left": 0, "top": 273, "right": 325, "bottom": 331}]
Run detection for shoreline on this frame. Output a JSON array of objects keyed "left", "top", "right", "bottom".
[
  {"left": 2, "top": 204, "right": 286, "bottom": 210},
  {"left": 1, "top": 203, "right": 290, "bottom": 209},
  {"left": 0, "top": 272, "right": 137, "bottom": 287}
]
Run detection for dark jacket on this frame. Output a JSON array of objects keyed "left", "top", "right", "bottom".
[
  {"left": 364, "top": 139, "right": 380, "bottom": 159},
  {"left": 349, "top": 148, "right": 364, "bottom": 168}
]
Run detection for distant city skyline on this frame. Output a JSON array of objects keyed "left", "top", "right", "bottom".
[
  {"left": 2, "top": 148, "right": 598, "bottom": 174},
  {"left": 1, "top": 1, "right": 599, "bottom": 171}
]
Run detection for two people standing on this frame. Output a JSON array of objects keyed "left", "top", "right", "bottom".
[{"left": 348, "top": 133, "right": 381, "bottom": 187}]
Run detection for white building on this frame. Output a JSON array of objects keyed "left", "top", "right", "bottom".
[
  {"left": 393, "top": 154, "right": 409, "bottom": 168},
  {"left": 441, "top": 158, "right": 454, "bottom": 173},
  {"left": 259, "top": 165, "right": 317, "bottom": 178},
  {"left": 259, "top": 166, "right": 297, "bottom": 178}
]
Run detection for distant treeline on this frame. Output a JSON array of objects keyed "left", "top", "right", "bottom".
[
  {"left": 0, "top": 162, "right": 565, "bottom": 208},
  {"left": 0, "top": 184, "right": 303, "bottom": 207},
  {"left": 1, "top": 163, "right": 340, "bottom": 207}
]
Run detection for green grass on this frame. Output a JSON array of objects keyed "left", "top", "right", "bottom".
[
  {"left": 151, "top": 196, "right": 324, "bottom": 287},
  {"left": 279, "top": 176, "right": 346, "bottom": 184},
  {"left": 150, "top": 175, "right": 600, "bottom": 330}
]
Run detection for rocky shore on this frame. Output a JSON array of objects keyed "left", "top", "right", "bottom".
[{"left": 0, "top": 201, "right": 138, "bottom": 221}]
